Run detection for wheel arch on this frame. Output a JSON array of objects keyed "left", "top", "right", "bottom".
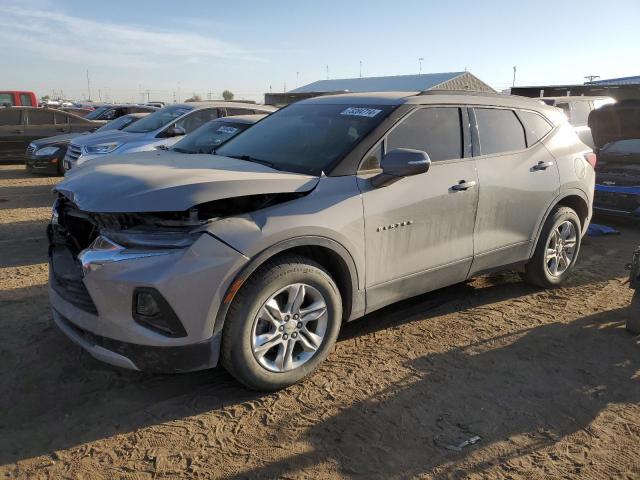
[
  {"left": 529, "top": 190, "right": 591, "bottom": 258},
  {"left": 213, "top": 236, "right": 363, "bottom": 337}
]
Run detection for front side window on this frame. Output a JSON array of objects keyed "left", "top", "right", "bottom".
[
  {"left": 475, "top": 108, "right": 526, "bottom": 155},
  {"left": 95, "top": 115, "right": 136, "bottom": 133},
  {"left": 172, "top": 120, "right": 252, "bottom": 154},
  {"left": 386, "top": 107, "right": 463, "bottom": 161},
  {"left": 27, "top": 109, "right": 55, "bottom": 125},
  {"left": 0, "top": 109, "right": 21, "bottom": 125},
  {"left": 84, "top": 106, "right": 110, "bottom": 120},
  {"left": 19, "top": 94, "right": 33, "bottom": 106},
  {"left": 123, "top": 105, "right": 193, "bottom": 133},
  {"left": 175, "top": 108, "right": 219, "bottom": 133},
  {"left": 518, "top": 110, "right": 553, "bottom": 146},
  {"left": 217, "top": 103, "right": 394, "bottom": 175}
]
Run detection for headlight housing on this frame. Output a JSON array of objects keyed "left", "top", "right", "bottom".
[
  {"left": 35, "top": 146, "right": 60, "bottom": 157},
  {"left": 84, "top": 142, "right": 121, "bottom": 154},
  {"left": 103, "top": 230, "right": 202, "bottom": 249}
]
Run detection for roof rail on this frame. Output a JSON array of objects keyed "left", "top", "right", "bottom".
[{"left": 416, "top": 89, "right": 508, "bottom": 98}]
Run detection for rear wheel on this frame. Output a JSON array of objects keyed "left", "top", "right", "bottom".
[
  {"left": 221, "top": 255, "right": 342, "bottom": 391},
  {"left": 524, "top": 206, "right": 582, "bottom": 288}
]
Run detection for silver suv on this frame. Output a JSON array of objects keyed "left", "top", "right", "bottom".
[
  {"left": 63, "top": 102, "right": 276, "bottom": 169},
  {"left": 49, "top": 91, "right": 594, "bottom": 390}
]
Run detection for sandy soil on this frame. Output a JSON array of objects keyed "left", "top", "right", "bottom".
[{"left": 0, "top": 163, "right": 639, "bottom": 479}]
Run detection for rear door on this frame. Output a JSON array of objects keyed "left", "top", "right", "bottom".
[
  {"left": 0, "top": 108, "right": 25, "bottom": 159},
  {"left": 469, "top": 107, "right": 560, "bottom": 275},
  {"left": 358, "top": 106, "right": 479, "bottom": 311},
  {"left": 54, "top": 111, "right": 71, "bottom": 134}
]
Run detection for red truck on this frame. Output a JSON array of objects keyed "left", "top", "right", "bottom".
[{"left": 0, "top": 91, "right": 38, "bottom": 107}]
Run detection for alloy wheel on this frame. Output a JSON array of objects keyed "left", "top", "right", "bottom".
[
  {"left": 251, "top": 283, "right": 328, "bottom": 372},
  {"left": 545, "top": 220, "right": 577, "bottom": 277}
]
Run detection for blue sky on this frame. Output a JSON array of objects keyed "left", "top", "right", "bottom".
[{"left": 3, "top": 0, "right": 639, "bottom": 102}]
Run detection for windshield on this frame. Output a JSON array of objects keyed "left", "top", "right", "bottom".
[
  {"left": 216, "top": 104, "right": 393, "bottom": 175},
  {"left": 123, "top": 105, "right": 192, "bottom": 133},
  {"left": 94, "top": 115, "right": 136, "bottom": 133},
  {"left": 84, "top": 106, "right": 110, "bottom": 120},
  {"left": 171, "top": 119, "right": 253, "bottom": 154}
]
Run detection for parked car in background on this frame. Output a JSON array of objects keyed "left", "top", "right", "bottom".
[
  {"left": 49, "top": 91, "right": 594, "bottom": 390},
  {"left": 26, "top": 113, "right": 151, "bottom": 175},
  {"left": 0, "top": 90, "right": 38, "bottom": 107},
  {"left": 63, "top": 102, "right": 276, "bottom": 169},
  {"left": 589, "top": 100, "right": 640, "bottom": 218},
  {"left": 81, "top": 104, "right": 157, "bottom": 122},
  {"left": 169, "top": 114, "right": 267, "bottom": 154},
  {"left": 539, "top": 96, "right": 615, "bottom": 149},
  {"left": 0, "top": 107, "right": 105, "bottom": 161},
  {"left": 144, "top": 102, "right": 165, "bottom": 109}
]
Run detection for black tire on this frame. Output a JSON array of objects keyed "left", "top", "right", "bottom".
[
  {"left": 57, "top": 158, "right": 65, "bottom": 176},
  {"left": 626, "top": 291, "right": 640, "bottom": 334},
  {"left": 524, "top": 206, "right": 582, "bottom": 288},
  {"left": 221, "top": 254, "right": 342, "bottom": 391}
]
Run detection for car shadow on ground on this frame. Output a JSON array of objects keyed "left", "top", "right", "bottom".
[
  {"left": 225, "top": 307, "right": 640, "bottom": 479},
  {"left": 1, "top": 271, "right": 638, "bottom": 471}
]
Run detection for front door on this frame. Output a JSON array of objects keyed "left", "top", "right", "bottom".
[
  {"left": 358, "top": 106, "right": 479, "bottom": 313},
  {"left": 23, "top": 108, "right": 58, "bottom": 144},
  {"left": 469, "top": 107, "right": 560, "bottom": 274}
]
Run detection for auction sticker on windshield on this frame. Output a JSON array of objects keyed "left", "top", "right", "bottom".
[
  {"left": 217, "top": 126, "right": 239, "bottom": 134},
  {"left": 340, "top": 107, "right": 382, "bottom": 118}
]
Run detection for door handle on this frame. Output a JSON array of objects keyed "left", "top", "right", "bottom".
[
  {"left": 11, "top": 129, "right": 23, "bottom": 134},
  {"left": 532, "top": 161, "right": 554, "bottom": 171},
  {"left": 56, "top": 128, "right": 66, "bottom": 132},
  {"left": 451, "top": 180, "right": 477, "bottom": 191}
]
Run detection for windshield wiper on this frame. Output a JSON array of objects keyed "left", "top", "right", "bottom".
[{"left": 227, "top": 154, "right": 276, "bottom": 169}]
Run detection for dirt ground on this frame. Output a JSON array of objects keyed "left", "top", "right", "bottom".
[{"left": 0, "top": 163, "right": 639, "bottom": 479}]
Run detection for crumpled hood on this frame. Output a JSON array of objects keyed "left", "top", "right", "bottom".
[
  {"left": 32, "top": 132, "right": 83, "bottom": 148},
  {"left": 55, "top": 150, "right": 319, "bottom": 213},
  {"left": 588, "top": 100, "right": 640, "bottom": 150},
  {"left": 69, "top": 130, "right": 145, "bottom": 148}
]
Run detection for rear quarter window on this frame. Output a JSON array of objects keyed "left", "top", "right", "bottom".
[
  {"left": 19, "top": 93, "right": 33, "bottom": 106},
  {"left": 475, "top": 108, "right": 526, "bottom": 155},
  {"left": 517, "top": 110, "right": 553, "bottom": 146}
]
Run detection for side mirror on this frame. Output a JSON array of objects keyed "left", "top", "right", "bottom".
[
  {"left": 165, "top": 126, "right": 186, "bottom": 138},
  {"left": 371, "top": 148, "right": 431, "bottom": 188}
]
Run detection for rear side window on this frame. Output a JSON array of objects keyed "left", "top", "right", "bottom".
[
  {"left": 475, "top": 108, "right": 526, "bottom": 155},
  {"left": 19, "top": 93, "right": 33, "bottom": 106},
  {"left": 387, "top": 107, "right": 463, "bottom": 161},
  {"left": 518, "top": 110, "right": 552, "bottom": 145},
  {"left": 27, "top": 109, "right": 55, "bottom": 125},
  {"left": 0, "top": 93, "right": 15, "bottom": 106},
  {"left": 54, "top": 112, "right": 69, "bottom": 124}
]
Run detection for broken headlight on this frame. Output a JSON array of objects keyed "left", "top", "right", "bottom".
[{"left": 104, "top": 230, "right": 202, "bottom": 249}]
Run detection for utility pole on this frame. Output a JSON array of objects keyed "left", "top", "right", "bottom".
[
  {"left": 584, "top": 75, "right": 600, "bottom": 83},
  {"left": 98, "top": 89, "right": 102, "bottom": 101},
  {"left": 326, "top": 64, "right": 329, "bottom": 80},
  {"left": 359, "top": 61, "right": 362, "bottom": 78},
  {"left": 296, "top": 71, "right": 300, "bottom": 86},
  {"left": 418, "top": 57, "right": 424, "bottom": 75},
  {"left": 146, "top": 89, "right": 150, "bottom": 102},
  {"left": 512, "top": 66, "right": 517, "bottom": 87},
  {"left": 86, "top": 69, "right": 92, "bottom": 101},
  {"left": 207, "top": 90, "right": 212, "bottom": 100}
]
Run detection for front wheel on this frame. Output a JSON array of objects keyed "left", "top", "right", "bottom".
[
  {"left": 221, "top": 255, "right": 342, "bottom": 391},
  {"left": 626, "top": 291, "right": 640, "bottom": 334},
  {"left": 524, "top": 206, "right": 582, "bottom": 288}
]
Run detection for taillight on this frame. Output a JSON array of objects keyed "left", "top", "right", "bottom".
[{"left": 584, "top": 152, "right": 597, "bottom": 169}]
